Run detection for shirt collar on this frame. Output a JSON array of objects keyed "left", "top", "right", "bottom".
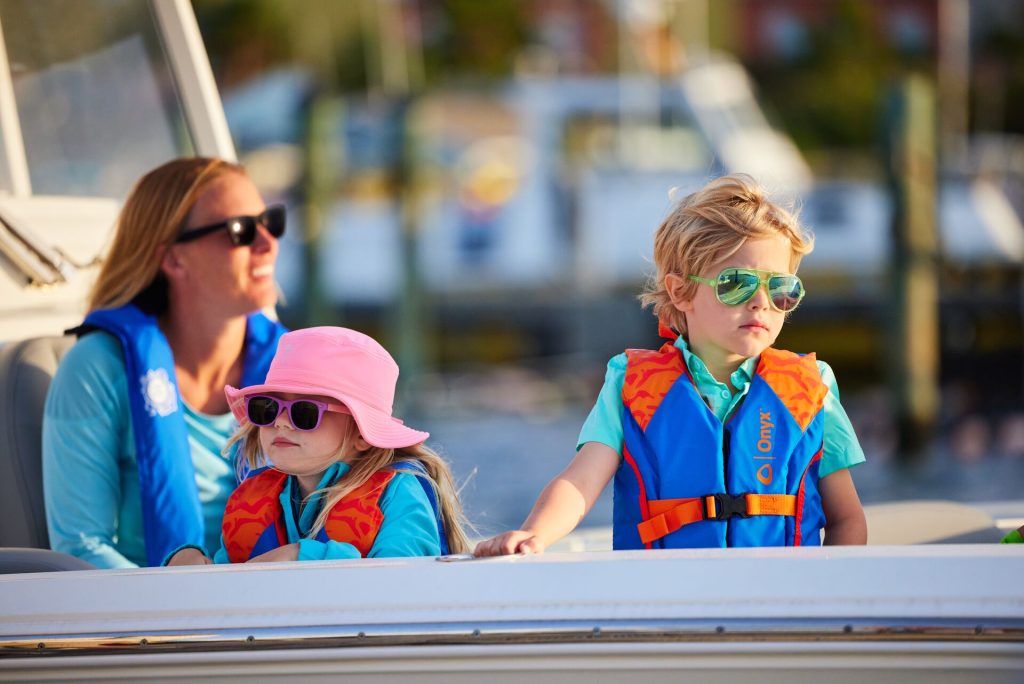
[
  {"left": 673, "top": 336, "right": 759, "bottom": 392},
  {"left": 286, "top": 461, "right": 351, "bottom": 514}
]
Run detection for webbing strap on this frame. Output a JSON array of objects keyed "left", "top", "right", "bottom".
[{"left": 637, "top": 493, "right": 797, "bottom": 545}]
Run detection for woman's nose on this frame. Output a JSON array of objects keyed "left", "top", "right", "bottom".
[{"left": 251, "top": 223, "right": 278, "bottom": 253}]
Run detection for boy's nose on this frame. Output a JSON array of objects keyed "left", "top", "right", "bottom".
[{"left": 748, "top": 283, "right": 771, "bottom": 309}]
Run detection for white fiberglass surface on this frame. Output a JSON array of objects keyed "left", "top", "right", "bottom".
[{"left": 0, "top": 0, "right": 194, "bottom": 199}]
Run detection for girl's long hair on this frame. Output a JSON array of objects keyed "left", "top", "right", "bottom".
[{"left": 229, "top": 420, "right": 470, "bottom": 554}]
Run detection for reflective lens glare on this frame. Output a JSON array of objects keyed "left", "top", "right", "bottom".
[
  {"left": 689, "top": 268, "right": 805, "bottom": 312},
  {"left": 245, "top": 395, "right": 344, "bottom": 432},
  {"left": 766, "top": 274, "right": 804, "bottom": 312}
]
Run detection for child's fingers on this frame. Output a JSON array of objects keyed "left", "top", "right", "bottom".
[
  {"left": 472, "top": 537, "right": 505, "bottom": 556},
  {"left": 166, "top": 548, "right": 211, "bottom": 566},
  {"left": 474, "top": 531, "right": 528, "bottom": 557},
  {"left": 515, "top": 536, "right": 544, "bottom": 555}
]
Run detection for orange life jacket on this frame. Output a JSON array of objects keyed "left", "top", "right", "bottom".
[{"left": 221, "top": 467, "right": 395, "bottom": 562}]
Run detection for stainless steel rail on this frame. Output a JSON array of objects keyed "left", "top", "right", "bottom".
[{"left": 4, "top": 618, "right": 1023, "bottom": 658}]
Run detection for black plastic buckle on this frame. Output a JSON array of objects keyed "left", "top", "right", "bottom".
[{"left": 704, "top": 493, "right": 749, "bottom": 521}]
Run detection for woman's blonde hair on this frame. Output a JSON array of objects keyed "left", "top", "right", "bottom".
[
  {"left": 229, "top": 420, "right": 471, "bottom": 555},
  {"left": 639, "top": 173, "right": 813, "bottom": 335},
  {"left": 88, "top": 157, "right": 246, "bottom": 314}
]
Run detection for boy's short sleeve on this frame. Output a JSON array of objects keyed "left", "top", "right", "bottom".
[
  {"left": 576, "top": 353, "right": 628, "bottom": 455},
  {"left": 817, "top": 360, "right": 867, "bottom": 478}
]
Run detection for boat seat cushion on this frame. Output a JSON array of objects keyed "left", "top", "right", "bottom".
[{"left": 0, "top": 335, "right": 74, "bottom": 548}]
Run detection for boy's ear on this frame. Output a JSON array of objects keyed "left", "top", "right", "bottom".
[{"left": 664, "top": 273, "right": 694, "bottom": 313}]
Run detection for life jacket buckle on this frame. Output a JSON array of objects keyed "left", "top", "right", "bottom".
[{"left": 705, "top": 493, "right": 749, "bottom": 521}]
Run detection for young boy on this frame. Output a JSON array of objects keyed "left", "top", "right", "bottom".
[{"left": 475, "top": 174, "right": 867, "bottom": 554}]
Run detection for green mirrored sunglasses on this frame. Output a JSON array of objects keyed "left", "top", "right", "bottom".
[{"left": 688, "top": 267, "right": 805, "bottom": 312}]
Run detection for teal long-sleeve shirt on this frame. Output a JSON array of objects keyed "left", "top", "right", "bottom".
[
  {"left": 42, "top": 332, "right": 239, "bottom": 568},
  {"left": 210, "top": 461, "right": 441, "bottom": 563}
]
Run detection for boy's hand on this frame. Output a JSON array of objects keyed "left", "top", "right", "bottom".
[
  {"left": 474, "top": 530, "right": 545, "bottom": 557},
  {"left": 247, "top": 543, "right": 300, "bottom": 563},
  {"left": 166, "top": 548, "right": 212, "bottom": 566}
]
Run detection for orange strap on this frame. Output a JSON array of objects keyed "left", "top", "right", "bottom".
[{"left": 637, "top": 494, "right": 797, "bottom": 545}]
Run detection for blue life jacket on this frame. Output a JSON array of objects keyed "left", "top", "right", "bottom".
[
  {"left": 81, "top": 304, "right": 286, "bottom": 566},
  {"left": 613, "top": 344, "right": 828, "bottom": 550},
  {"left": 393, "top": 460, "right": 451, "bottom": 556}
]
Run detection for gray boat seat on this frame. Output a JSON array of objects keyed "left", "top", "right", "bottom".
[
  {"left": 0, "top": 547, "right": 93, "bottom": 573},
  {"left": 0, "top": 335, "right": 75, "bottom": 550}
]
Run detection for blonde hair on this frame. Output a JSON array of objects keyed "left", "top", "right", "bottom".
[
  {"left": 229, "top": 420, "right": 471, "bottom": 555},
  {"left": 639, "top": 174, "right": 813, "bottom": 335},
  {"left": 89, "top": 157, "right": 246, "bottom": 314}
]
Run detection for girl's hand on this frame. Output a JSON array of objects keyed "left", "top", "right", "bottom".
[
  {"left": 474, "top": 530, "right": 545, "bottom": 557},
  {"left": 166, "top": 548, "right": 212, "bottom": 566},
  {"left": 247, "top": 543, "right": 300, "bottom": 563}
]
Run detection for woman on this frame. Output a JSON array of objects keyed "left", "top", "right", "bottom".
[{"left": 42, "top": 157, "right": 288, "bottom": 568}]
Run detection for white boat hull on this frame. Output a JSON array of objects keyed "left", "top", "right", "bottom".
[{"left": 2, "top": 545, "right": 1022, "bottom": 682}]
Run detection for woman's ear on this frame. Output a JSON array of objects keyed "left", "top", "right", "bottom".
[
  {"left": 664, "top": 273, "right": 694, "bottom": 313},
  {"left": 159, "top": 244, "right": 186, "bottom": 280}
]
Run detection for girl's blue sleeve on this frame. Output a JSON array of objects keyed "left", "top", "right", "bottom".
[
  {"left": 42, "top": 335, "right": 139, "bottom": 569},
  {"left": 212, "top": 539, "right": 230, "bottom": 564},
  {"left": 296, "top": 473, "right": 440, "bottom": 561}
]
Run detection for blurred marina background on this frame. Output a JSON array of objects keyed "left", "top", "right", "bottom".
[
  {"left": 11, "top": 0, "right": 1024, "bottom": 535},
  {"left": 196, "top": 0, "right": 1024, "bottom": 535}
]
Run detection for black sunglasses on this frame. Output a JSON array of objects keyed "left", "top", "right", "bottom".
[{"left": 176, "top": 204, "right": 286, "bottom": 246}]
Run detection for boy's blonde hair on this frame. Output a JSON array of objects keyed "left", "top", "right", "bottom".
[
  {"left": 640, "top": 174, "right": 813, "bottom": 335},
  {"left": 229, "top": 420, "right": 471, "bottom": 554}
]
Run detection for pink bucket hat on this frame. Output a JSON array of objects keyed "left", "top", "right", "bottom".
[{"left": 224, "top": 327, "right": 428, "bottom": 449}]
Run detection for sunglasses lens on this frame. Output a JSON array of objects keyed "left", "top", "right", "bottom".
[
  {"left": 716, "top": 269, "right": 760, "bottom": 305},
  {"left": 247, "top": 396, "right": 280, "bottom": 426},
  {"left": 262, "top": 206, "right": 286, "bottom": 239},
  {"left": 289, "top": 401, "right": 322, "bottom": 431},
  {"left": 227, "top": 217, "right": 257, "bottom": 246},
  {"left": 768, "top": 276, "right": 804, "bottom": 312}
]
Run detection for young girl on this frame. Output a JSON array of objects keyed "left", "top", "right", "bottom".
[
  {"left": 166, "top": 326, "right": 468, "bottom": 564},
  {"left": 475, "top": 174, "right": 867, "bottom": 555}
]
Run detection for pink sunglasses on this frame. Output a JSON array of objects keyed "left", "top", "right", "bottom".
[{"left": 245, "top": 395, "right": 348, "bottom": 431}]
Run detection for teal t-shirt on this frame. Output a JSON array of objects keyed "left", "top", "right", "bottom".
[
  {"left": 577, "top": 337, "right": 866, "bottom": 478},
  {"left": 42, "top": 332, "right": 239, "bottom": 568}
]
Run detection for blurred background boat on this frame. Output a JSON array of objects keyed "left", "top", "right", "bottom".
[
  {"left": 0, "top": 0, "right": 1023, "bottom": 537},
  {"left": 0, "top": 1, "right": 1021, "bottom": 679}
]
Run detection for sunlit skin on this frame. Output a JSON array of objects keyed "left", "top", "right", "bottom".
[
  {"left": 258, "top": 392, "right": 365, "bottom": 499},
  {"left": 168, "top": 392, "right": 370, "bottom": 566},
  {"left": 237, "top": 392, "right": 368, "bottom": 563},
  {"left": 474, "top": 235, "right": 866, "bottom": 557},
  {"left": 159, "top": 172, "right": 281, "bottom": 415},
  {"left": 170, "top": 172, "right": 280, "bottom": 319},
  {"left": 666, "top": 235, "right": 792, "bottom": 390},
  {"left": 169, "top": 393, "right": 370, "bottom": 565}
]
